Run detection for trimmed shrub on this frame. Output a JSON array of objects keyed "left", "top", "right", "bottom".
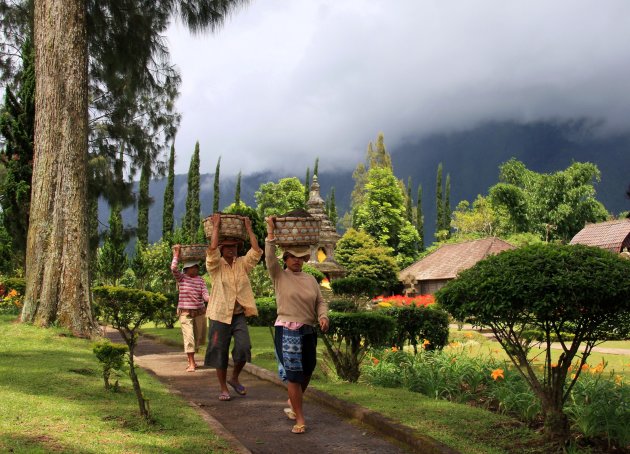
[
  {"left": 331, "top": 276, "right": 377, "bottom": 298},
  {"left": 302, "top": 264, "right": 325, "bottom": 283},
  {"left": 379, "top": 305, "right": 449, "bottom": 353},
  {"left": 93, "top": 286, "right": 166, "bottom": 419},
  {"left": 328, "top": 299, "right": 358, "bottom": 313},
  {"left": 150, "top": 292, "right": 178, "bottom": 329},
  {"left": 93, "top": 340, "right": 128, "bottom": 391},
  {"left": 247, "top": 297, "right": 277, "bottom": 339},
  {"left": 321, "top": 311, "right": 395, "bottom": 382}
]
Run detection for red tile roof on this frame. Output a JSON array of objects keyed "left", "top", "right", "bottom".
[
  {"left": 569, "top": 219, "right": 630, "bottom": 253},
  {"left": 399, "top": 237, "right": 515, "bottom": 282}
]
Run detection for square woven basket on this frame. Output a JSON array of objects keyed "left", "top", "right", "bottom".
[
  {"left": 203, "top": 214, "right": 247, "bottom": 241},
  {"left": 174, "top": 244, "right": 208, "bottom": 261},
  {"left": 274, "top": 216, "right": 321, "bottom": 246}
]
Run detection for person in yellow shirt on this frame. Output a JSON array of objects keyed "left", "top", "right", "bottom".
[{"left": 205, "top": 213, "right": 262, "bottom": 401}]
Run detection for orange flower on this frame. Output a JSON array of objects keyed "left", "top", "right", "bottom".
[
  {"left": 371, "top": 357, "right": 380, "bottom": 366},
  {"left": 422, "top": 339, "right": 431, "bottom": 348},
  {"left": 615, "top": 375, "right": 623, "bottom": 385},
  {"left": 591, "top": 363, "right": 604, "bottom": 374},
  {"left": 7, "top": 289, "right": 18, "bottom": 298},
  {"left": 581, "top": 364, "right": 590, "bottom": 372},
  {"left": 391, "top": 346, "right": 398, "bottom": 352},
  {"left": 491, "top": 368, "right": 504, "bottom": 381},
  {"left": 571, "top": 373, "right": 576, "bottom": 380},
  {"left": 551, "top": 362, "right": 558, "bottom": 368}
]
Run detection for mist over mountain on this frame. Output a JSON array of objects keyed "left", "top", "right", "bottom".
[{"left": 107, "top": 120, "right": 630, "bottom": 247}]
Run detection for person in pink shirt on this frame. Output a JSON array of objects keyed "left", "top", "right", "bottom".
[{"left": 171, "top": 245, "right": 209, "bottom": 372}]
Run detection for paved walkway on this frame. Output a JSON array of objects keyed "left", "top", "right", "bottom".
[{"left": 105, "top": 329, "right": 426, "bottom": 454}]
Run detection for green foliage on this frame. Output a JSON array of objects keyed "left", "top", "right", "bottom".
[
  {"left": 234, "top": 170, "right": 241, "bottom": 205},
  {"left": 378, "top": 305, "right": 449, "bottom": 353},
  {"left": 436, "top": 243, "right": 630, "bottom": 441},
  {"left": 162, "top": 144, "right": 175, "bottom": 240},
  {"left": 0, "top": 37, "right": 34, "bottom": 263},
  {"left": 249, "top": 263, "right": 274, "bottom": 298},
  {"left": 1, "top": 277, "right": 25, "bottom": 295},
  {"left": 415, "top": 184, "right": 424, "bottom": 251},
  {"left": 97, "top": 198, "right": 128, "bottom": 285},
  {"left": 150, "top": 292, "right": 178, "bottom": 328},
  {"left": 395, "top": 221, "right": 421, "bottom": 268},
  {"left": 0, "top": 277, "right": 23, "bottom": 314},
  {"left": 327, "top": 187, "right": 338, "bottom": 227},
  {"left": 451, "top": 195, "right": 506, "bottom": 237},
  {"left": 255, "top": 177, "right": 305, "bottom": 219},
  {"left": 246, "top": 296, "right": 277, "bottom": 339},
  {"left": 335, "top": 229, "right": 399, "bottom": 292},
  {"left": 435, "top": 163, "right": 444, "bottom": 237},
  {"left": 304, "top": 167, "right": 310, "bottom": 203},
  {"left": 183, "top": 141, "right": 201, "bottom": 242},
  {"left": 92, "top": 340, "right": 128, "bottom": 390},
  {"left": 302, "top": 263, "right": 324, "bottom": 283},
  {"left": 0, "top": 213, "right": 14, "bottom": 275},
  {"left": 331, "top": 276, "right": 377, "bottom": 299},
  {"left": 321, "top": 311, "right": 395, "bottom": 382},
  {"left": 213, "top": 156, "right": 221, "bottom": 212},
  {"left": 489, "top": 159, "right": 609, "bottom": 242},
  {"left": 328, "top": 299, "right": 358, "bottom": 313},
  {"left": 354, "top": 166, "right": 405, "bottom": 249}
]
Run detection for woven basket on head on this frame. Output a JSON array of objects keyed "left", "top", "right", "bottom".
[
  {"left": 174, "top": 244, "right": 207, "bottom": 261},
  {"left": 274, "top": 216, "right": 321, "bottom": 246},
  {"left": 203, "top": 214, "right": 247, "bottom": 241}
]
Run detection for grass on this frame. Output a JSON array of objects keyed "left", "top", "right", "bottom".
[{"left": 0, "top": 315, "right": 234, "bottom": 453}]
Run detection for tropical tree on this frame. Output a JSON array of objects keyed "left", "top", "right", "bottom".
[
  {"left": 20, "top": 0, "right": 250, "bottom": 335},
  {"left": 436, "top": 244, "right": 630, "bottom": 443},
  {"left": 255, "top": 177, "right": 305, "bottom": 219},
  {"left": 489, "top": 159, "right": 608, "bottom": 242},
  {"left": 451, "top": 194, "right": 504, "bottom": 237}
]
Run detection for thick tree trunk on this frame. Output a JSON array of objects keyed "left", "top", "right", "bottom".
[{"left": 21, "top": 0, "right": 95, "bottom": 336}]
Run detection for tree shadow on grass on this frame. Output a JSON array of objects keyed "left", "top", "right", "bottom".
[{"left": 0, "top": 432, "right": 92, "bottom": 454}]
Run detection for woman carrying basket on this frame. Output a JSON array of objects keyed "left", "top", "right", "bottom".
[
  {"left": 265, "top": 216, "right": 329, "bottom": 434},
  {"left": 205, "top": 213, "right": 262, "bottom": 401}
]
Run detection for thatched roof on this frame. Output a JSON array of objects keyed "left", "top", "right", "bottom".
[
  {"left": 399, "top": 237, "right": 515, "bottom": 282},
  {"left": 569, "top": 219, "right": 630, "bottom": 253}
]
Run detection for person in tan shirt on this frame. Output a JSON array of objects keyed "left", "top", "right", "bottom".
[
  {"left": 265, "top": 216, "right": 329, "bottom": 434},
  {"left": 205, "top": 213, "right": 262, "bottom": 401}
]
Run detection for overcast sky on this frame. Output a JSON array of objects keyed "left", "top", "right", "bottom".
[{"left": 166, "top": 0, "right": 630, "bottom": 177}]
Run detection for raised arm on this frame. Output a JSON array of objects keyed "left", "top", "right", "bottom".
[
  {"left": 244, "top": 216, "right": 261, "bottom": 253},
  {"left": 171, "top": 244, "right": 184, "bottom": 281},
  {"left": 265, "top": 216, "right": 282, "bottom": 279},
  {"left": 209, "top": 213, "right": 221, "bottom": 251}
]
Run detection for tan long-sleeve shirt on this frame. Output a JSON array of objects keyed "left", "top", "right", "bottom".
[
  {"left": 265, "top": 239, "right": 328, "bottom": 325},
  {"left": 206, "top": 247, "right": 262, "bottom": 324}
]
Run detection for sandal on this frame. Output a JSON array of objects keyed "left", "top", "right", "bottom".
[
  {"left": 185, "top": 365, "right": 196, "bottom": 372},
  {"left": 227, "top": 380, "right": 247, "bottom": 396},
  {"left": 291, "top": 424, "right": 306, "bottom": 434},
  {"left": 284, "top": 408, "right": 297, "bottom": 420},
  {"left": 218, "top": 392, "right": 231, "bottom": 401}
]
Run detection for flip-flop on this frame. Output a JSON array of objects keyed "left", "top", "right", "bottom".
[
  {"left": 284, "top": 408, "right": 296, "bottom": 420},
  {"left": 227, "top": 380, "right": 247, "bottom": 395},
  {"left": 218, "top": 392, "right": 231, "bottom": 401},
  {"left": 291, "top": 424, "right": 306, "bottom": 434},
  {"left": 185, "top": 365, "right": 196, "bottom": 372}
]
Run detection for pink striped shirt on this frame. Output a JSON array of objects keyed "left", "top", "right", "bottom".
[{"left": 171, "top": 257, "right": 209, "bottom": 310}]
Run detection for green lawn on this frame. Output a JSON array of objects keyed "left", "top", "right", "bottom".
[{"left": 0, "top": 315, "right": 234, "bottom": 453}]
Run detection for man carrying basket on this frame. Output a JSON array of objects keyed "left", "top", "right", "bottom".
[{"left": 205, "top": 213, "right": 262, "bottom": 401}]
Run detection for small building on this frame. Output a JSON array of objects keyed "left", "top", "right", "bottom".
[
  {"left": 306, "top": 175, "right": 346, "bottom": 282},
  {"left": 569, "top": 219, "right": 630, "bottom": 253},
  {"left": 399, "top": 237, "right": 515, "bottom": 296}
]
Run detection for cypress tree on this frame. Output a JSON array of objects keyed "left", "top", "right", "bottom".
[
  {"left": 435, "top": 163, "right": 444, "bottom": 237},
  {"left": 406, "top": 176, "right": 413, "bottom": 222},
  {"left": 162, "top": 143, "right": 175, "bottom": 240},
  {"left": 329, "top": 187, "right": 338, "bottom": 228},
  {"left": 137, "top": 159, "right": 150, "bottom": 247},
  {"left": 416, "top": 184, "right": 424, "bottom": 251},
  {"left": 234, "top": 170, "right": 242, "bottom": 206},
  {"left": 313, "top": 157, "right": 319, "bottom": 176},
  {"left": 184, "top": 142, "right": 201, "bottom": 242},
  {"left": 213, "top": 156, "right": 221, "bottom": 212},
  {"left": 444, "top": 173, "right": 451, "bottom": 239},
  {"left": 304, "top": 166, "right": 311, "bottom": 203}
]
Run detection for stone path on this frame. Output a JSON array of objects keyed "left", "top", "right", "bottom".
[{"left": 105, "top": 329, "right": 420, "bottom": 454}]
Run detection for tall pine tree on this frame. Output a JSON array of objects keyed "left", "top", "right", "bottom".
[
  {"left": 443, "top": 173, "right": 451, "bottom": 239},
  {"left": 406, "top": 176, "right": 413, "bottom": 222},
  {"left": 435, "top": 163, "right": 444, "bottom": 238},
  {"left": 162, "top": 143, "right": 175, "bottom": 240},
  {"left": 234, "top": 170, "right": 242, "bottom": 206},
  {"left": 313, "top": 157, "right": 319, "bottom": 176},
  {"left": 183, "top": 141, "right": 201, "bottom": 242},
  {"left": 213, "top": 156, "right": 221, "bottom": 212},
  {"left": 416, "top": 184, "right": 424, "bottom": 251},
  {"left": 137, "top": 159, "right": 151, "bottom": 247},
  {"left": 304, "top": 166, "right": 311, "bottom": 203},
  {"left": 329, "top": 187, "right": 338, "bottom": 228}
]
